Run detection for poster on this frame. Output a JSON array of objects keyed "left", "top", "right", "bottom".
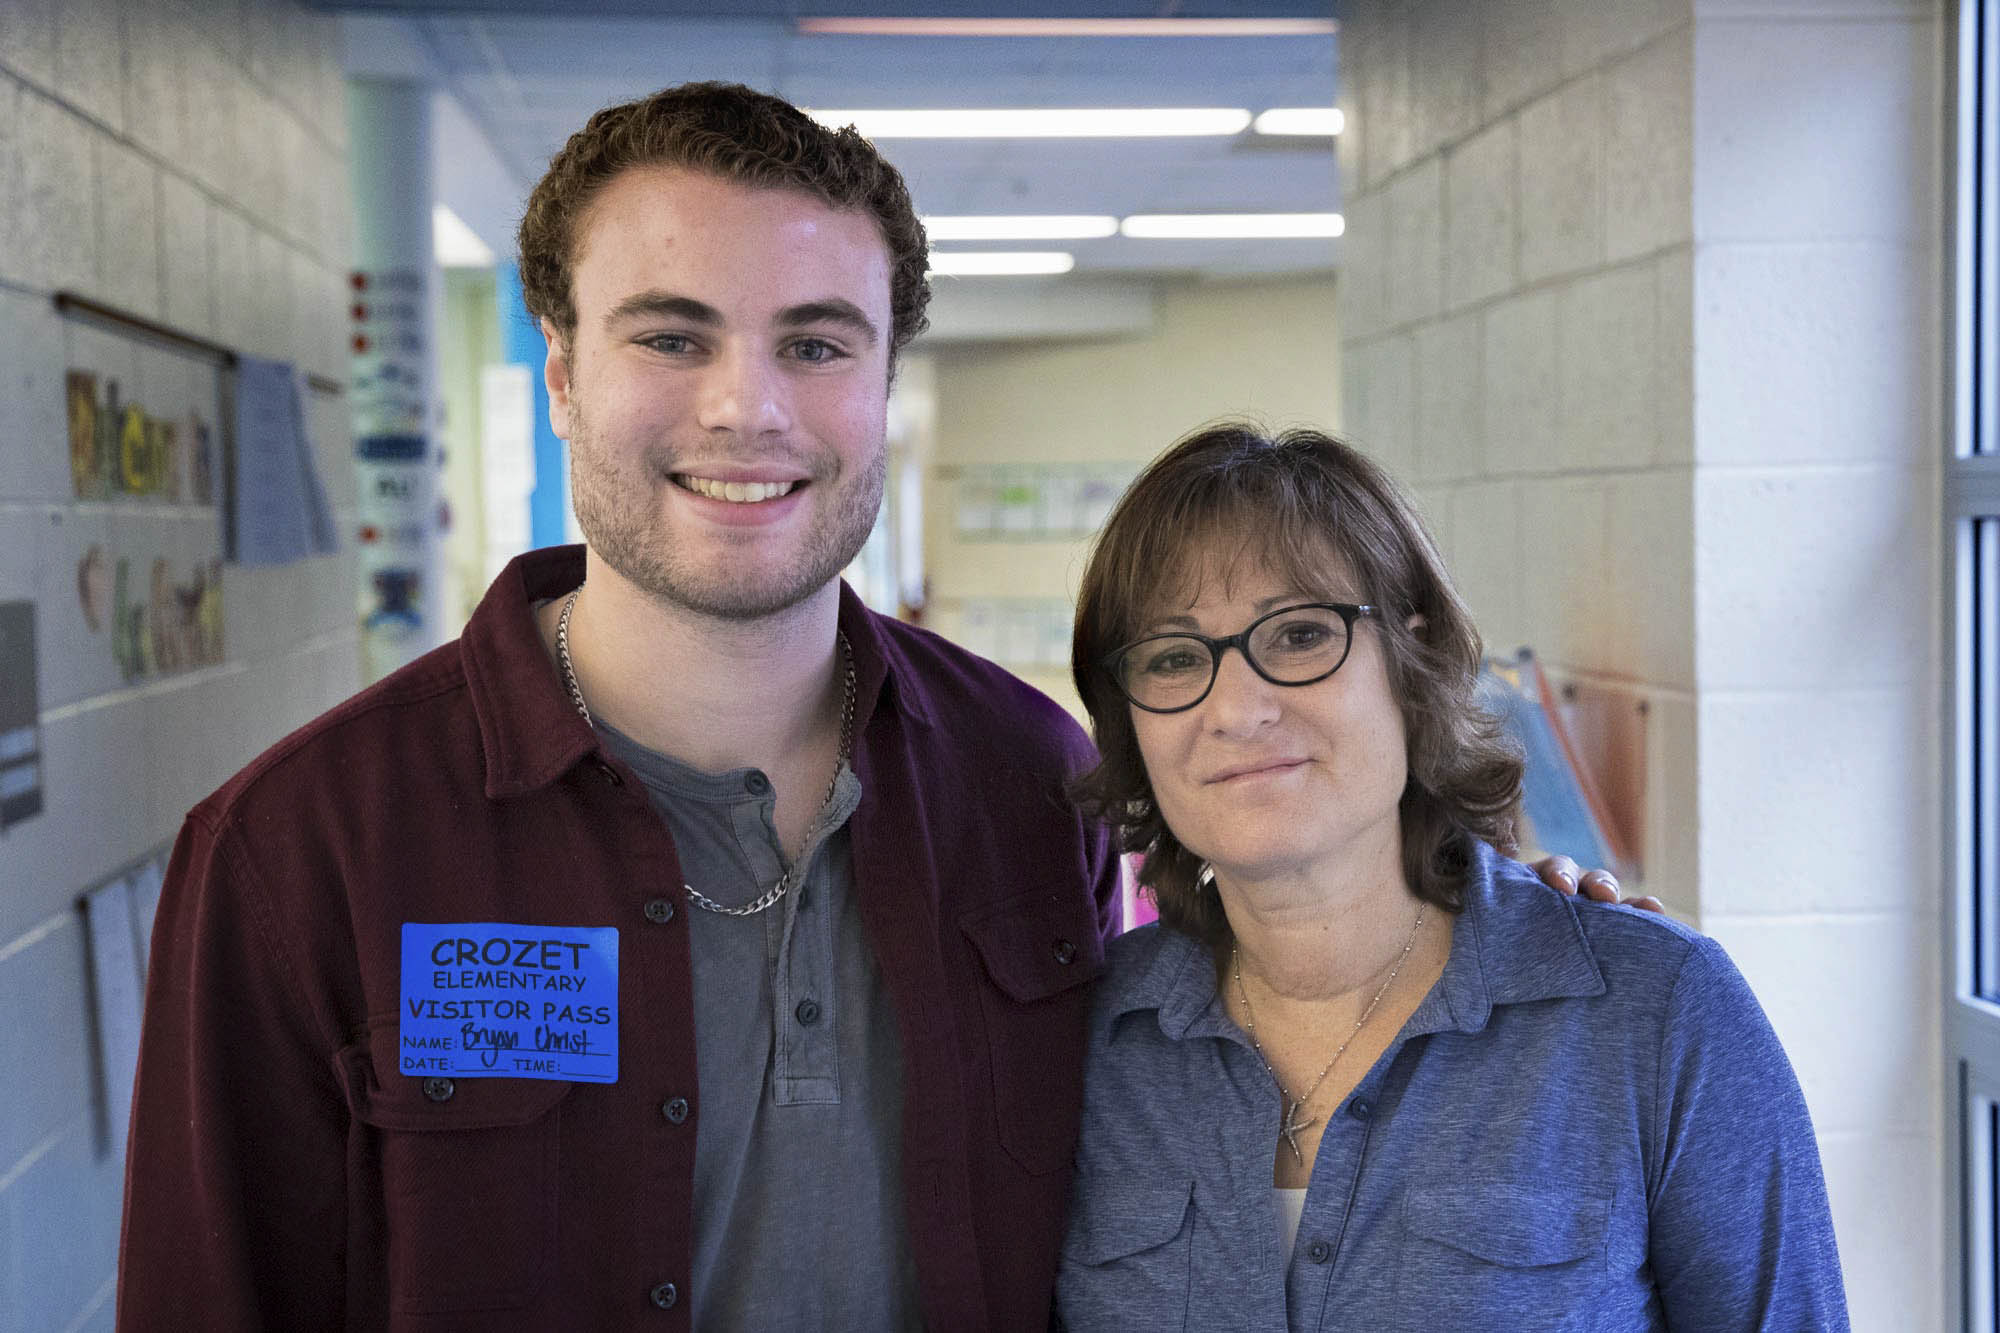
[
  {"left": 952, "top": 462, "right": 1141, "bottom": 541},
  {"left": 228, "top": 356, "right": 338, "bottom": 566}
]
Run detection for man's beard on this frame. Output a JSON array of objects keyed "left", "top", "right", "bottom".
[{"left": 566, "top": 402, "right": 886, "bottom": 623}]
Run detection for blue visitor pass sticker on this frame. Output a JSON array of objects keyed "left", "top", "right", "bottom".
[{"left": 399, "top": 923, "right": 619, "bottom": 1083}]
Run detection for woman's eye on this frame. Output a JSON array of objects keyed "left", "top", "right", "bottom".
[
  {"left": 1143, "top": 647, "right": 1205, "bottom": 676},
  {"left": 1269, "top": 621, "right": 1333, "bottom": 653}
]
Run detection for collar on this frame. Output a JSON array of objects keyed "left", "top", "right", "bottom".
[
  {"left": 1107, "top": 842, "right": 1607, "bottom": 1043},
  {"left": 462, "top": 545, "right": 925, "bottom": 800}
]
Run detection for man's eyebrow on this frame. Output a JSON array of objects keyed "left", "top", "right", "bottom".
[
  {"left": 778, "top": 300, "right": 881, "bottom": 346},
  {"left": 603, "top": 292, "right": 723, "bottom": 328}
]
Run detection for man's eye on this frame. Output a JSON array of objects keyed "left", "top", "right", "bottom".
[
  {"left": 789, "top": 338, "right": 845, "bottom": 364},
  {"left": 642, "top": 333, "right": 695, "bottom": 355}
]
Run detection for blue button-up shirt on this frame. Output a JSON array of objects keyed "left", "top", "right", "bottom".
[{"left": 1056, "top": 845, "right": 1848, "bottom": 1332}]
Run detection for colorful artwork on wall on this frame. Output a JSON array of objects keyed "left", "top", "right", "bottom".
[{"left": 65, "top": 370, "right": 215, "bottom": 504}]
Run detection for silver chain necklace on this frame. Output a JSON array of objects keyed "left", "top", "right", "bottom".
[
  {"left": 556, "top": 586, "right": 856, "bottom": 918},
  {"left": 1232, "top": 901, "right": 1427, "bottom": 1166}
]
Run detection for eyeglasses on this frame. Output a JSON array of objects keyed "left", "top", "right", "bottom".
[{"left": 1103, "top": 602, "right": 1381, "bottom": 714}]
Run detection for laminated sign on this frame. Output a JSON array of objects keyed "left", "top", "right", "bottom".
[{"left": 400, "top": 923, "right": 619, "bottom": 1083}]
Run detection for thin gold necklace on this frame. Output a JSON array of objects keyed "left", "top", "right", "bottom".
[{"left": 1232, "top": 901, "right": 1427, "bottom": 1166}]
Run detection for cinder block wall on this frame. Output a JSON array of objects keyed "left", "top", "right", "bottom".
[
  {"left": 0, "top": 2, "right": 357, "bottom": 1327},
  {"left": 1338, "top": 1, "right": 1941, "bottom": 1327}
]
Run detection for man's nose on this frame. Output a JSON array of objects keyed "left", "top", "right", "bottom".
[{"left": 695, "top": 346, "right": 792, "bottom": 436}]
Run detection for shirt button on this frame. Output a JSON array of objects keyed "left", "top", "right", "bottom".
[
  {"left": 644, "top": 897, "right": 675, "bottom": 924},
  {"left": 1051, "top": 938, "right": 1077, "bottom": 965},
  {"left": 744, "top": 771, "right": 770, "bottom": 795},
  {"left": 1348, "top": 1097, "right": 1373, "bottom": 1121},
  {"left": 422, "top": 1077, "right": 455, "bottom": 1103},
  {"left": 795, "top": 999, "right": 821, "bottom": 1026},
  {"left": 662, "top": 1096, "right": 690, "bottom": 1124},
  {"left": 1306, "top": 1240, "right": 1331, "bottom": 1264},
  {"left": 649, "top": 1281, "right": 679, "bottom": 1309}
]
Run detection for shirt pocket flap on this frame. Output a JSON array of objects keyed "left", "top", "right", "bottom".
[
  {"left": 1063, "top": 1177, "right": 1195, "bottom": 1266},
  {"left": 1401, "top": 1182, "right": 1610, "bottom": 1269},
  {"left": 961, "top": 890, "right": 1105, "bottom": 1003},
  {"left": 340, "top": 1019, "right": 577, "bottom": 1132}
]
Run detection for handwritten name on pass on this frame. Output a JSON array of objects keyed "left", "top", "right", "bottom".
[{"left": 399, "top": 923, "right": 619, "bottom": 1084}]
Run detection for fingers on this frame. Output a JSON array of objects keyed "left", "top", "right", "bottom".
[
  {"left": 1533, "top": 855, "right": 1581, "bottom": 893},
  {"left": 1577, "top": 870, "right": 1621, "bottom": 903},
  {"left": 1629, "top": 894, "right": 1668, "bottom": 916}
]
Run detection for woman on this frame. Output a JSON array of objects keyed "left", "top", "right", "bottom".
[{"left": 1056, "top": 424, "right": 1845, "bottom": 1330}]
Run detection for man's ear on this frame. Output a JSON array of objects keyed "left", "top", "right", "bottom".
[{"left": 541, "top": 318, "right": 573, "bottom": 439}]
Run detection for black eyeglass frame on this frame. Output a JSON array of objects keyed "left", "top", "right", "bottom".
[{"left": 1101, "top": 601, "right": 1383, "bottom": 715}]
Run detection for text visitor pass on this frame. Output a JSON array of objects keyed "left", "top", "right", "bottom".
[{"left": 400, "top": 923, "right": 619, "bottom": 1083}]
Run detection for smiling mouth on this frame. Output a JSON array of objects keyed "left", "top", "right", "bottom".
[
  {"left": 671, "top": 474, "right": 802, "bottom": 503},
  {"left": 1209, "top": 760, "right": 1307, "bottom": 784}
]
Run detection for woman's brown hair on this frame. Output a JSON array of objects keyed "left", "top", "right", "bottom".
[{"left": 1070, "top": 422, "right": 1522, "bottom": 945}]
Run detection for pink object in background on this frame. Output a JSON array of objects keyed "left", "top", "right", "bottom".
[{"left": 1119, "top": 853, "right": 1157, "bottom": 932}]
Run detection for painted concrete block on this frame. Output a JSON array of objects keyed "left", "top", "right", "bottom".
[
  {"left": 1518, "top": 74, "right": 1604, "bottom": 285},
  {"left": 0, "top": 916, "right": 91, "bottom": 1173},
  {"left": 1560, "top": 0, "right": 1686, "bottom": 78},
  {"left": 1482, "top": 0, "right": 1568, "bottom": 120},
  {"left": 209, "top": 204, "right": 254, "bottom": 351},
  {"left": 1702, "top": 913, "right": 1935, "bottom": 1139},
  {"left": 1447, "top": 479, "right": 1525, "bottom": 641},
  {"left": 1693, "top": 466, "right": 1933, "bottom": 691},
  {"left": 1556, "top": 262, "right": 1658, "bottom": 472},
  {"left": 1384, "top": 158, "right": 1445, "bottom": 329},
  {"left": 52, "top": 0, "right": 124, "bottom": 134},
  {"left": 1343, "top": 335, "right": 1417, "bottom": 479},
  {"left": 1697, "top": 685, "right": 1935, "bottom": 915},
  {"left": 1604, "top": 31, "right": 1693, "bottom": 262},
  {"left": 120, "top": 2, "right": 190, "bottom": 172},
  {"left": 158, "top": 170, "right": 213, "bottom": 339},
  {"left": 1638, "top": 689, "right": 1699, "bottom": 903},
  {"left": 1654, "top": 245, "right": 1694, "bottom": 465},
  {"left": 1516, "top": 473, "right": 1613, "bottom": 671},
  {"left": 1694, "top": 16, "right": 1937, "bottom": 244},
  {"left": 1815, "top": 1132, "right": 1941, "bottom": 1333},
  {"left": 1414, "top": 311, "right": 1483, "bottom": 483},
  {"left": 1356, "top": 5, "right": 1417, "bottom": 193},
  {"left": 94, "top": 136, "right": 161, "bottom": 321},
  {"left": 1481, "top": 285, "right": 1561, "bottom": 476},
  {"left": 1694, "top": 241, "right": 1933, "bottom": 467},
  {"left": 181, "top": 39, "right": 237, "bottom": 199},
  {"left": 0, "top": 0, "right": 59, "bottom": 90},
  {"left": 1338, "top": 190, "right": 1388, "bottom": 342},
  {"left": 0, "top": 287, "right": 70, "bottom": 502},
  {"left": 1601, "top": 467, "right": 1696, "bottom": 689},
  {"left": 1443, "top": 119, "right": 1517, "bottom": 311},
  {"left": 1411, "top": 0, "right": 1483, "bottom": 158},
  {"left": 0, "top": 78, "right": 18, "bottom": 290},
  {"left": 11, "top": 89, "right": 97, "bottom": 294}
]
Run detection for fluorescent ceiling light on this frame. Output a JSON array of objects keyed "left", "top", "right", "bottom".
[
  {"left": 1254, "top": 107, "right": 1345, "bottom": 136},
  {"left": 810, "top": 108, "right": 1252, "bottom": 138},
  {"left": 433, "top": 204, "right": 495, "bottom": 267},
  {"left": 928, "top": 251, "right": 1076, "bottom": 276},
  {"left": 923, "top": 215, "right": 1118, "bottom": 241},
  {"left": 799, "top": 18, "right": 1337, "bottom": 37},
  {"left": 1120, "top": 213, "right": 1346, "bottom": 239}
]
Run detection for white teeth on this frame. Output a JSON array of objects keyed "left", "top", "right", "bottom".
[{"left": 676, "top": 476, "right": 798, "bottom": 503}]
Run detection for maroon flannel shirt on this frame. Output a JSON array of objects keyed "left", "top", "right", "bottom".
[{"left": 117, "top": 546, "right": 1119, "bottom": 1331}]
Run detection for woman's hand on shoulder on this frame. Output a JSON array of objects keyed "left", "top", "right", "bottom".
[{"left": 1528, "top": 854, "right": 1666, "bottom": 915}]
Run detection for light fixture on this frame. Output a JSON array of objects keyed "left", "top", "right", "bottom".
[
  {"left": 798, "top": 18, "right": 1337, "bottom": 37},
  {"left": 923, "top": 215, "right": 1118, "bottom": 241},
  {"left": 809, "top": 108, "right": 1253, "bottom": 138},
  {"left": 928, "top": 251, "right": 1076, "bottom": 276},
  {"left": 1120, "top": 213, "right": 1346, "bottom": 239},
  {"left": 432, "top": 204, "right": 495, "bottom": 267},
  {"left": 1253, "top": 108, "right": 1345, "bottom": 137}
]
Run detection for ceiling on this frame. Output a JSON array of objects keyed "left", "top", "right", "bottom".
[{"left": 331, "top": 2, "right": 1340, "bottom": 283}]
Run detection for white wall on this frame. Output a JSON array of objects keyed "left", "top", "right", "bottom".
[
  {"left": 1339, "top": 2, "right": 1942, "bottom": 1327},
  {"left": 0, "top": 2, "right": 358, "bottom": 1326}
]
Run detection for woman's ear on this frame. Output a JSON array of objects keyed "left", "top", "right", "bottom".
[{"left": 1404, "top": 612, "right": 1427, "bottom": 638}]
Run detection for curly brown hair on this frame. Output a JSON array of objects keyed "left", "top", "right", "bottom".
[
  {"left": 1070, "top": 422, "right": 1523, "bottom": 946},
  {"left": 516, "top": 81, "right": 930, "bottom": 361}
]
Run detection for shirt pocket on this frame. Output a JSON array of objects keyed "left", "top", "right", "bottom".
[
  {"left": 1056, "top": 1176, "right": 1195, "bottom": 1333},
  {"left": 1395, "top": 1179, "right": 1613, "bottom": 1330},
  {"left": 342, "top": 1022, "right": 575, "bottom": 1316},
  {"left": 959, "top": 888, "right": 1105, "bottom": 1175}
]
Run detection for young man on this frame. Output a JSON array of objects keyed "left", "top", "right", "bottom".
[{"left": 118, "top": 83, "right": 1625, "bottom": 1330}]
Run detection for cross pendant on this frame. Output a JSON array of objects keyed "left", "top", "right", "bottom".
[{"left": 1278, "top": 1099, "right": 1319, "bottom": 1166}]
